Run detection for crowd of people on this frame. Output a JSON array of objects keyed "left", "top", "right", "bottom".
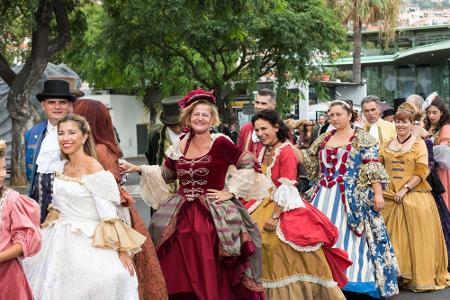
[{"left": 1, "top": 79, "right": 450, "bottom": 300}]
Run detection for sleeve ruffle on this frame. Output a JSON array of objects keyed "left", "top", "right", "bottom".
[
  {"left": 92, "top": 218, "right": 146, "bottom": 255},
  {"left": 273, "top": 178, "right": 305, "bottom": 211},
  {"left": 139, "top": 165, "right": 172, "bottom": 209},
  {"left": 226, "top": 167, "right": 271, "bottom": 200},
  {"left": 358, "top": 162, "right": 389, "bottom": 188},
  {"left": 302, "top": 149, "right": 320, "bottom": 182}
]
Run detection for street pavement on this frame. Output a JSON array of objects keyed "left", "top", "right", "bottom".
[{"left": 124, "top": 156, "right": 450, "bottom": 300}]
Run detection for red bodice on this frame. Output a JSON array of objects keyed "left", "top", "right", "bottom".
[{"left": 164, "top": 136, "right": 241, "bottom": 201}]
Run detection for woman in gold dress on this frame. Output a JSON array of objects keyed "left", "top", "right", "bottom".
[{"left": 381, "top": 105, "right": 450, "bottom": 291}]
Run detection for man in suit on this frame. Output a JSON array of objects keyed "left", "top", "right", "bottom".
[
  {"left": 25, "top": 79, "right": 76, "bottom": 222},
  {"left": 362, "top": 95, "right": 396, "bottom": 146},
  {"left": 145, "top": 95, "right": 182, "bottom": 194}
]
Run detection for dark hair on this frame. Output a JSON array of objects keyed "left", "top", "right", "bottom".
[
  {"left": 329, "top": 100, "right": 357, "bottom": 122},
  {"left": 73, "top": 99, "right": 122, "bottom": 157},
  {"left": 257, "top": 88, "right": 276, "bottom": 102},
  {"left": 424, "top": 96, "right": 450, "bottom": 133},
  {"left": 251, "top": 109, "right": 289, "bottom": 142}
]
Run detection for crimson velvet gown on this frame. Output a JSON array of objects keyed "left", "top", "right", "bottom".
[{"left": 151, "top": 134, "right": 264, "bottom": 300}]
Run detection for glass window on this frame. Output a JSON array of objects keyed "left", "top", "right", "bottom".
[{"left": 398, "top": 65, "right": 416, "bottom": 98}]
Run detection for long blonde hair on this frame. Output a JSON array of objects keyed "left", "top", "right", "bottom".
[{"left": 57, "top": 114, "right": 97, "bottom": 160}]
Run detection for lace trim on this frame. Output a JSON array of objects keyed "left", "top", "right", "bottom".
[
  {"left": 383, "top": 136, "right": 420, "bottom": 157},
  {"left": 0, "top": 188, "right": 11, "bottom": 232},
  {"left": 275, "top": 224, "right": 323, "bottom": 252},
  {"left": 262, "top": 273, "right": 337, "bottom": 289},
  {"left": 259, "top": 142, "right": 292, "bottom": 192},
  {"left": 247, "top": 199, "right": 263, "bottom": 214},
  {"left": 55, "top": 172, "right": 84, "bottom": 184}
]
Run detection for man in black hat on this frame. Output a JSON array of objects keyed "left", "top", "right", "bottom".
[
  {"left": 25, "top": 79, "right": 76, "bottom": 222},
  {"left": 145, "top": 96, "right": 182, "bottom": 193}
]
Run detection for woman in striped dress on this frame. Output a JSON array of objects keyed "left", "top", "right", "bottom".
[{"left": 301, "top": 100, "right": 399, "bottom": 298}]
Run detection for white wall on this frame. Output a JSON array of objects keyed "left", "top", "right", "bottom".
[
  {"left": 335, "top": 83, "right": 367, "bottom": 105},
  {"left": 82, "top": 94, "right": 149, "bottom": 157}
]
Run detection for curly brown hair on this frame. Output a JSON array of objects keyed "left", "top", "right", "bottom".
[{"left": 424, "top": 97, "right": 450, "bottom": 134}]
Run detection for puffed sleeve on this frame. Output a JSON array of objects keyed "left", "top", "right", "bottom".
[
  {"left": 358, "top": 142, "right": 389, "bottom": 188},
  {"left": 272, "top": 146, "right": 305, "bottom": 211},
  {"left": 301, "top": 133, "right": 326, "bottom": 182},
  {"left": 9, "top": 194, "right": 42, "bottom": 257},
  {"left": 219, "top": 135, "right": 242, "bottom": 165},
  {"left": 84, "top": 171, "right": 146, "bottom": 255},
  {"left": 413, "top": 139, "right": 430, "bottom": 181}
]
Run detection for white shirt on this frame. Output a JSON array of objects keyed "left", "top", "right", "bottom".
[
  {"left": 368, "top": 120, "right": 380, "bottom": 142},
  {"left": 36, "top": 121, "right": 65, "bottom": 174},
  {"left": 167, "top": 127, "right": 181, "bottom": 145}
]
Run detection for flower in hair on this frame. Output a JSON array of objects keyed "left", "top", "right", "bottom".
[{"left": 178, "top": 88, "right": 216, "bottom": 109}]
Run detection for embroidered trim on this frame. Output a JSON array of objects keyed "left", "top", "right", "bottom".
[
  {"left": 55, "top": 172, "right": 84, "bottom": 185},
  {"left": 262, "top": 273, "right": 337, "bottom": 289},
  {"left": 275, "top": 224, "right": 323, "bottom": 252}
]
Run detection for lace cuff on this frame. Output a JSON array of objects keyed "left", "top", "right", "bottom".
[
  {"left": 358, "top": 162, "right": 389, "bottom": 188},
  {"left": 227, "top": 167, "right": 271, "bottom": 201},
  {"left": 139, "top": 165, "right": 172, "bottom": 209},
  {"left": 273, "top": 178, "right": 305, "bottom": 211},
  {"left": 92, "top": 218, "right": 146, "bottom": 255},
  {"left": 41, "top": 204, "right": 60, "bottom": 228}
]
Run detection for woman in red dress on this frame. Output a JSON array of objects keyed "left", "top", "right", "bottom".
[
  {"left": 121, "top": 89, "right": 264, "bottom": 300},
  {"left": 74, "top": 99, "right": 168, "bottom": 300}
]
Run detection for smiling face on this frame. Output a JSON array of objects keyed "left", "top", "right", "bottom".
[
  {"left": 329, "top": 104, "right": 352, "bottom": 130},
  {"left": 58, "top": 120, "right": 87, "bottom": 156},
  {"left": 0, "top": 157, "right": 6, "bottom": 189},
  {"left": 254, "top": 119, "right": 279, "bottom": 146},
  {"left": 395, "top": 117, "right": 412, "bottom": 136},
  {"left": 190, "top": 103, "right": 213, "bottom": 134},
  {"left": 427, "top": 105, "right": 443, "bottom": 126},
  {"left": 41, "top": 98, "right": 73, "bottom": 126}
]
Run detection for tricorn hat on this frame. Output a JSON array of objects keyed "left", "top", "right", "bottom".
[
  {"left": 160, "top": 96, "right": 182, "bottom": 125},
  {"left": 36, "top": 80, "right": 76, "bottom": 102}
]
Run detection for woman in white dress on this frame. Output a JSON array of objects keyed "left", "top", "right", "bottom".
[{"left": 24, "top": 114, "right": 146, "bottom": 300}]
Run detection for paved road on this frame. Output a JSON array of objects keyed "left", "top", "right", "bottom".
[{"left": 124, "top": 156, "right": 450, "bottom": 300}]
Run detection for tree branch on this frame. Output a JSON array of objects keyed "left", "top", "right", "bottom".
[
  {"left": 0, "top": 51, "right": 16, "bottom": 86},
  {"left": 223, "top": 46, "right": 249, "bottom": 81},
  {"left": 160, "top": 42, "right": 211, "bottom": 88},
  {"left": 47, "top": 0, "right": 70, "bottom": 56},
  {"left": 214, "top": 43, "right": 228, "bottom": 77}
]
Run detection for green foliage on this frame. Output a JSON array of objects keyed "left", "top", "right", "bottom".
[{"left": 61, "top": 0, "right": 347, "bottom": 117}]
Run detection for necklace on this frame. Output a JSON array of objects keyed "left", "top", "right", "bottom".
[
  {"left": 65, "top": 157, "right": 92, "bottom": 174},
  {"left": 265, "top": 141, "right": 280, "bottom": 156},
  {"left": 397, "top": 134, "right": 412, "bottom": 144}
]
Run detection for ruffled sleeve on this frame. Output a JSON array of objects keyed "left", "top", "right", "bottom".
[
  {"left": 273, "top": 146, "right": 305, "bottom": 211},
  {"left": 8, "top": 192, "right": 42, "bottom": 257},
  {"left": 301, "top": 133, "right": 326, "bottom": 182},
  {"left": 139, "top": 165, "right": 172, "bottom": 209},
  {"left": 84, "top": 171, "right": 146, "bottom": 254},
  {"left": 358, "top": 142, "right": 389, "bottom": 188},
  {"left": 226, "top": 151, "right": 271, "bottom": 201}
]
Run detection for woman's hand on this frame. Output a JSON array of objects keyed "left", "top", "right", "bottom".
[
  {"left": 118, "top": 251, "right": 135, "bottom": 276},
  {"left": 373, "top": 193, "right": 385, "bottom": 211},
  {"left": 394, "top": 188, "right": 408, "bottom": 204},
  {"left": 118, "top": 159, "right": 141, "bottom": 174},
  {"left": 206, "top": 189, "right": 233, "bottom": 202},
  {"left": 263, "top": 218, "right": 279, "bottom": 232}
]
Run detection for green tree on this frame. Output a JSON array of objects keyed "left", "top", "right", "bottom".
[
  {"left": 332, "top": 0, "right": 400, "bottom": 83},
  {"left": 63, "top": 0, "right": 347, "bottom": 121},
  {"left": 0, "top": 0, "right": 83, "bottom": 185}
]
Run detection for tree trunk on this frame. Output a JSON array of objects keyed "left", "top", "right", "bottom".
[
  {"left": 6, "top": 61, "right": 47, "bottom": 185},
  {"left": 142, "top": 86, "right": 161, "bottom": 128},
  {"left": 352, "top": 19, "right": 362, "bottom": 84}
]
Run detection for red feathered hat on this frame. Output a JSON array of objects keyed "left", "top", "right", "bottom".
[{"left": 178, "top": 88, "right": 216, "bottom": 109}]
